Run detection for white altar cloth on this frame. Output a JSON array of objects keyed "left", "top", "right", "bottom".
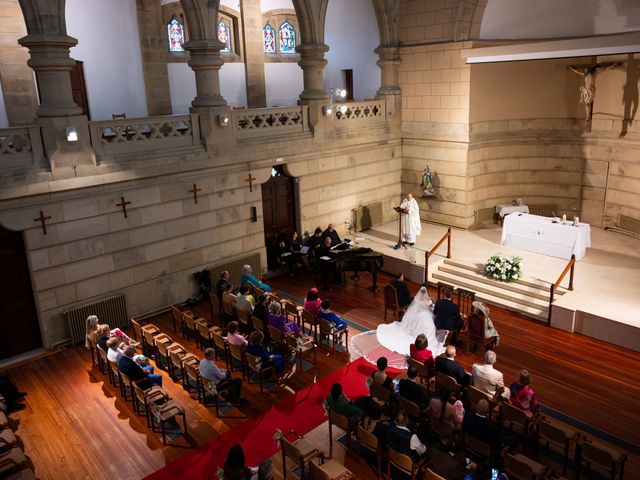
[
  {"left": 501, "top": 213, "right": 591, "bottom": 260},
  {"left": 495, "top": 204, "right": 529, "bottom": 217}
]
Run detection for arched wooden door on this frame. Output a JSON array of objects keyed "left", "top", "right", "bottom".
[
  {"left": 261, "top": 166, "right": 297, "bottom": 269},
  {"left": 0, "top": 225, "right": 41, "bottom": 359}
]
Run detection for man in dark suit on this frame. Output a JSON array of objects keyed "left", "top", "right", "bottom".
[
  {"left": 390, "top": 273, "right": 412, "bottom": 307},
  {"left": 386, "top": 410, "right": 428, "bottom": 461},
  {"left": 398, "top": 366, "right": 430, "bottom": 410},
  {"left": 316, "top": 236, "right": 340, "bottom": 290},
  {"left": 322, "top": 223, "right": 342, "bottom": 247},
  {"left": 118, "top": 346, "right": 163, "bottom": 389},
  {"left": 463, "top": 399, "right": 519, "bottom": 451},
  {"left": 216, "top": 270, "right": 230, "bottom": 301},
  {"left": 435, "top": 345, "right": 471, "bottom": 386},
  {"left": 433, "top": 287, "right": 464, "bottom": 343},
  {"left": 306, "top": 227, "right": 323, "bottom": 252}
]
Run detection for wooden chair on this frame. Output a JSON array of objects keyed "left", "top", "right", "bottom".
[
  {"left": 501, "top": 402, "right": 533, "bottom": 449},
  {"left": 209, "top": 291, "right": 222, "bottom": 325},
  {"left": 251, "top": 315, "right": 265, "bottom": 333},
  {"left": 328, "top": 410, "right": 354, "bottom": 458},
  {"left": 407, "top": 357, "right": 436, "bottom": 391},
  {"left": 96, "top": 346, "right": 109, "bottom": 376},
  {"left": 155, "top": 339, "right": 172, "bottom": 371},
  {"left": 245, "top": 351, "right": 274, "bottom": 393},
  {"left": 370, "top": 382, "right": 393, "bottom": 405},
  {"left": 131, "top": 319, "right": 159, "bottom": 356},
  {"left": 148, "top": 398, "right": 187, "bottom": 446},
  {"left": 181, "top": 311, "right": 201, "bottom": 343},
  {"left": 356, "top": 425, "right": 382, "bottom": 479},
  {"left": 198, "top": 374, "right": 236, "bottom": 417},
  {"left": 457, "top": 288, "right": 475, "bottom": 322},
  {"left": 309, "top": 458, "right": 355, "bottom": 480},
  {"left": 212, "top": 330, "right": 230, "bottom": 368},
  {"left": 302, "top": 309, "right": 319, "bottom": 341},
  {"left": 170, "top": 305, "right": 183, "bottom": 333},
  {"left": 0, "top": 428, "right": 17, "bottom": 452},
  {"left": 318, "top": 318, "right": 344, "bottom": 353},
  {"left": 398, "top": 395, "right": 428, "bottom": 425},
  {"left": 167, "top": 343, "right": 187, "bottom": 381},
  {"left": 228, "top": 342, "right": 246, "bottom": 378},
  {"left": 222, "top": 292, "right": 237, "bottom": 322},
  {"left": 437, "top": 282, "right": 454, "bottom": 300},
  {"left": 0, "top": 448, "right": 27, "bottom": 477},
  {"left": 280, "top": 430, "right": 323, "bottom": 479},
  {"left": 387, "top": 446, "right": 428, "bottom": 480},
  {"left": 503, "top": 453, "right": 547, "bottom": 480},
  {"left": 436, "top": 372, "right": 464, "bottom": 399},
  {"left": 535, "top": 416, "right": 578, "bottom": 476},
  {"left": 107, "top": 358, "right": 120, "bottom": 388},
  {"left": 283, "top": 301, "right": 302, "bottom": 326},
  {"left": 424, "top": 468, "right": 447, "bottom": 480},
  {"left": 178, "top": 353, "right": 200, "bottom": 388},
  {"left": 118, "top": 370, "right": 139, "bottom": 404},
  {"left": 285, "top": 334, "right": 316, "bottom": 371},
  {"left": 268, "top": 325, "right": 290, "bottom": 358},
  {"left": 429, "top": 409, "right": 457, "bottom": 452},
  {"left": 197, "top": 322, "right": 219, "bottom": 349},
  {"left": 183, "top": 361, "right": 201, "bottom": 400},
  {"left": 464, "top": 432, "right": 493, "bottom": 465},
  {"left": 383, "top": 284, "right": 405, "bottom": 323},
  {"left": 577, "top": 436, "right": 627, "bottom": 480},
  {"left": 467, "top": 385, "right": 499, "bottom": 420}
]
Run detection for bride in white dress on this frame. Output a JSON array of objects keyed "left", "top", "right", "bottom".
[{"left": 376, "top": 285, "right": 447, "bottom": 357}]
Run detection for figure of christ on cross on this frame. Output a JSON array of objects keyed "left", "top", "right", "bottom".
[{"left": 569, "top": 61, "right": 622, "bottom": 131}]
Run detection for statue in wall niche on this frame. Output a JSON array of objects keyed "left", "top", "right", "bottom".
[
  {"left": 569, "top": 62, "right": 623, "bottom": 131},
  {"left": 421, "top": 165, "right": 436, "bottom": 197}
]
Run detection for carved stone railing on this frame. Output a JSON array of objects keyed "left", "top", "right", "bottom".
[
  {"left": 0, "top": 126, "right": 45, "bottom": 169},
  {"left": 232, "top": 106, "right": 308, "bottom": 138},
  {"left": 89, "top": 114, "right": 201, "bottom": 158},
  {"left": 334, "top": 100, "right": 386, "bottom": 122}
]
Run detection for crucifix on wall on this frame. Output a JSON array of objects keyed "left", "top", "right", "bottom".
[
  {"left": 116, "top": 196, "right": 132, "bottom": 218},
  {"left": 245, "top": 172, "right": 257, "bottom": 192},
  {"left": 189, "top": 183, "right": 202, "bottom": 204},
  {"left": 569, "top": 61, "right": 622, "bottom": 132},
  {"left": 33, "top": 210, "right": 51, "bottom": 234}
]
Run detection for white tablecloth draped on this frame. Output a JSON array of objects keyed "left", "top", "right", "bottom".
[
  {"left": 501, "top": 213, "right": 591, "bottom": 260},
  {"left": 495, "top": 204, "right": 529, "bottom": 217}
]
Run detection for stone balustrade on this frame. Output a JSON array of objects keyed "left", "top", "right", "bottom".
[
  {"left": 0, "top": 126, "right": 45, "bottom": 170},
  {"left": 89, "top": 114, "right": 201, "bottom": 158},
  {"left": 231, "top": 106, "right": 309, "bottom": 138},
  {"left": 334, "top": 100, "right": 386, "bottom": 122}
]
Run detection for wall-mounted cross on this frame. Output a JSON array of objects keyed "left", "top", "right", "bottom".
[
  {"left": 116, "top": 196, "right": 132, "bottom": 218},
  {"left": 33, "top": 210, "right": 51, "bottom": 235},
  {"left": 189, "top": 183, "right": 202, "bottom": 204},
  {"left": 245, "top": 172, "right": 257, "bottom": 192}
]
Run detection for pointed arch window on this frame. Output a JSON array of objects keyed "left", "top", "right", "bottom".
[
  {"left": 278, "top": 20, "right": 296, "bottom": 54},
  {"left": 263, "top": 23, "right": 276, "bottom": 53},
  {"left": 167, "top": 16, "right": 185, "bottom": 52},
  {"left": 217, "top": 19, "right": 232, "bottom": 53}
]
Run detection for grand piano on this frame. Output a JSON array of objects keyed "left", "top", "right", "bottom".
[{"left": 326, "top": 246, "right": 384, "bottom": 292}]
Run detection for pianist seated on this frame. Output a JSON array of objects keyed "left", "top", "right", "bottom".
[
  {"left": 277, "top": 239, "right": 296, "bottom": 276},
  {"left": 316, "top": 237, "right": 342, "bottom": 288},
  {"left": 241, "top": 264, "right": 271, "bottom": 292},
  {"left": 322, "top": 223, "right": 342, "bottom": 247}
]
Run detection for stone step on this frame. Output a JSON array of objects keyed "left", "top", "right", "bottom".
[{"left": 442, "top": 259, "right": 569, "bottom": 295}]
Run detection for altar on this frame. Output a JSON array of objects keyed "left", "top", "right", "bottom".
[{"left": 501, "top": 213, "right": 591, "bottom": 260}]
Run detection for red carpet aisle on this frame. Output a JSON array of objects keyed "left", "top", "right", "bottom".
[{"left": 145, "top": 357, "right": 378, "bottom": 480}]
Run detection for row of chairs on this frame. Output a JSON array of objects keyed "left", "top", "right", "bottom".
[{"left": 0, "top": 404, "right": 35, "bottom": 480}]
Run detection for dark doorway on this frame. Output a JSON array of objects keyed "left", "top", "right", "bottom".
[
  {"left": 0, "top": 225, "right": 42, "bottom": 359},
  {"left": 70, "top": 60, "right": 90, "bottom": 119},
  {"left": 342, "top": 69, "right": 354, "bottom": 101},
  {"left": 261, "top": 166, "right": 297, "bottom": 269}
]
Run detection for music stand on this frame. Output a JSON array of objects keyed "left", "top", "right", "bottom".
[{"left": 393, "top": 206, "right": 407, "bottom": 250}]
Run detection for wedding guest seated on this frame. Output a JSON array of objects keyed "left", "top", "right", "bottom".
[
  {"left": 322, "top": 223, "right": 342, "bottom": 247},
  {"left": 325, "top": 382, "right": 364, "bottom": 423},
  {"left": 409, "top": 333, "right": 434, "bottom": 369},
  {"left": 216, "top": 270, "right": 230, "bottom": 301},
  {"left": 235, "top": 285, "right": 254, "bottom": 317},
  {"left": 472, "top": 350, "right": 510, "bottom": 400},
  {"left": 247, "top": 330, "right": 285, "bottom": 376},
  {"left": 386, "top": 409, "right": 429, "bottom": 461},
  {"left": 223, "top": 444, "right": 257, "bottom": 480},
  {"left": 433, "top": 288, "right": 464, "bottom": 343},
  {"left": 469, "top": 301, "right": 500, "bottom": 347},
  {"left": 253, "top": 294, "right": 269, "bottom": 324},
  {"left": 390, "top": 273, "right": 412, "bottom": 307},
  {"left": 267, "top": 302, "right": 301, "bottom": 336},
  {"left": 85, "top": 314, "right": 100, "bottom": 346},
  {"left": 96, "top": 324, "right": 110, "bottom": 352},
  {"left": 118, "top": 346, "right": 162, "bottom": 388},
  {"left": 241, "top": 264, "right": 271, "bottom": 292},
  {"left": 368, "top": 357, "right": 395, "bottom": 392},
  {"left": 108, "top": 338, "right": 153, "bottom": 372},
  {"left": 257, "top": 459, "right": 274, "bottom": 480},
  {"left": 303, "top": 288, "right": 322, "bottom": 317},
  {"left": 429, "top": 385, "right": 464, "bottom": 429},
  {"left": 225, "top": 321, "right": 248, "bottom": 349},
  {"left": 222, "top": 283, "right": 237, "bottom": 311},
  {"left": 361, "top": 400, "right": 391, "bottom": 442},
  {"left": 435, "top": 345, "right": 471, "bottom": 386},
  {"left": 398, "top": 365, "right": 430, "bottom": 410},
  {"left": 318, "top": 299, "right": 348, "bottom": 331},
  {"left": 199, "top": 348, "right": 243, "bottom": 403},
  {"left": 306, "top": 227, "right": 323, "bottom": 253},
  {"left": 510, "top": 369, "right": 539, "bottom": 418},
  {"left": 463, "top": 399, "right": 518, "bottom": 451}
]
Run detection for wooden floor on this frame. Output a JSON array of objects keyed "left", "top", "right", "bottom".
[{"left": 3, "top": 269, "right": 640, "bottom": 479}]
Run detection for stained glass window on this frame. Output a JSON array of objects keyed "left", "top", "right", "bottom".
[
  {"left": 263, "top": 23, "right": 276, "bottom": 53},
  {"left": 217, "top": 19, "right": 231, "bottom": 53},
  {"left": 167, "top": 16, "right": 185, "bottom": 52},
  {"left": 278, "top": 21, "right": 296, "bottom": 54}
]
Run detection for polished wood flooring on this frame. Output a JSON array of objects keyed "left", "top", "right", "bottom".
[{"left": 3, "top": 269, "right": 639, "bottom": 479}]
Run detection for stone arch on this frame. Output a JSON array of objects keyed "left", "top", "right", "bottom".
[
  {"left": 179, "top": 0, "right": 220, "bottom": 41},
  {"left": 371, "top": 0, "right": 398, "bottom": 48},
  {"left": 291, "top": 0, "right": 329, "bottom": 45},
  {"left": 454, "top": 0, "right": 488, "bottom": 42},
  {"left": 19, "top": 0, "right": 67, "bottom": 36}
]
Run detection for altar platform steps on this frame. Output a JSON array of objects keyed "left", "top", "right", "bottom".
[{"left": 429, "top": 259, "right": 570, "bottom": 322}]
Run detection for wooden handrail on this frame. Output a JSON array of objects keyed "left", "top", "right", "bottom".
[
  {"left": 547, "top": 254, "right": 576, "bottom": 326},
  {"left": 424, "top": 227, "right": 452, "bottom": 285}
]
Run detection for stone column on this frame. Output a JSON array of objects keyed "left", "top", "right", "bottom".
[
  {"left": 184, "top": 39, "right": 227, "bottom": 108},
  {"left": 240, "top": 0, "right": 267, "bottom": 108},
  {"left": 297, "top": 43, "right": 330, "bottom": 102},
  {"left": 375, "top": 46, "right": 401, "bottom": 126}
]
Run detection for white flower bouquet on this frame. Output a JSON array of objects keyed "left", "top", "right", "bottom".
[{"left": 484, "top": 255, "right": 522, "bottom": 282}]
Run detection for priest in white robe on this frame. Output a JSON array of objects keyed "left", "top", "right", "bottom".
[{"left": 400, "top": 192, "right": 422, "bottom": 245}]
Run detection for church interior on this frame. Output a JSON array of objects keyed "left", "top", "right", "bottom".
[{"left": 0, "top": 0, "right": 639, "bottom": 479}]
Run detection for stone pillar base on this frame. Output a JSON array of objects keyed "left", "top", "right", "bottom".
[{"left": 190, "top": 105, "right": 235, "bottom": 155}]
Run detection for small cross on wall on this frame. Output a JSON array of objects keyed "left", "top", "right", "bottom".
[
  {"left": 245, "top": 172, "right": 257, "bottom": 192},
  {"left": 189, "top": 183, "right": 202, "bottom": 204},
  {"left": 33, "top": 210, "right": 52, "bottom": 235},
  {"left": 116, "top": 196, "right": 132, "bottom": 218}
]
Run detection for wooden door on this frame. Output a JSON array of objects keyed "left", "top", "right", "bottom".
[
  {"left": 70, "top": 60, "right": 90, "bottom": 119},
  {"left": 261, "top": 168, "right": 296, "bottom": 269},
  {"left": 0, "top": 225, "right": 42, "bottom": 359}
]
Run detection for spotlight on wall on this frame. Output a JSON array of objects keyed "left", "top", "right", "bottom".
[
  {"left": 322, "top": 106, "right": 333, "bottom": 116},
  {"left": 339, "top": 105, "right": 348, "bottom": 114},
  {"left": 65, "top": 126, "right": 78, "bottom": 142},
  {"left": 337, "top": 88, "right": 347, "bottom": 98},
  {"left": 217, "top": 114, "right": 230, "bottom": 127}
]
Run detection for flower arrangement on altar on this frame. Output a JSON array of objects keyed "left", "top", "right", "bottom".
[{"left": 485, "top": 255, "right": 522, "bottom": 282}]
